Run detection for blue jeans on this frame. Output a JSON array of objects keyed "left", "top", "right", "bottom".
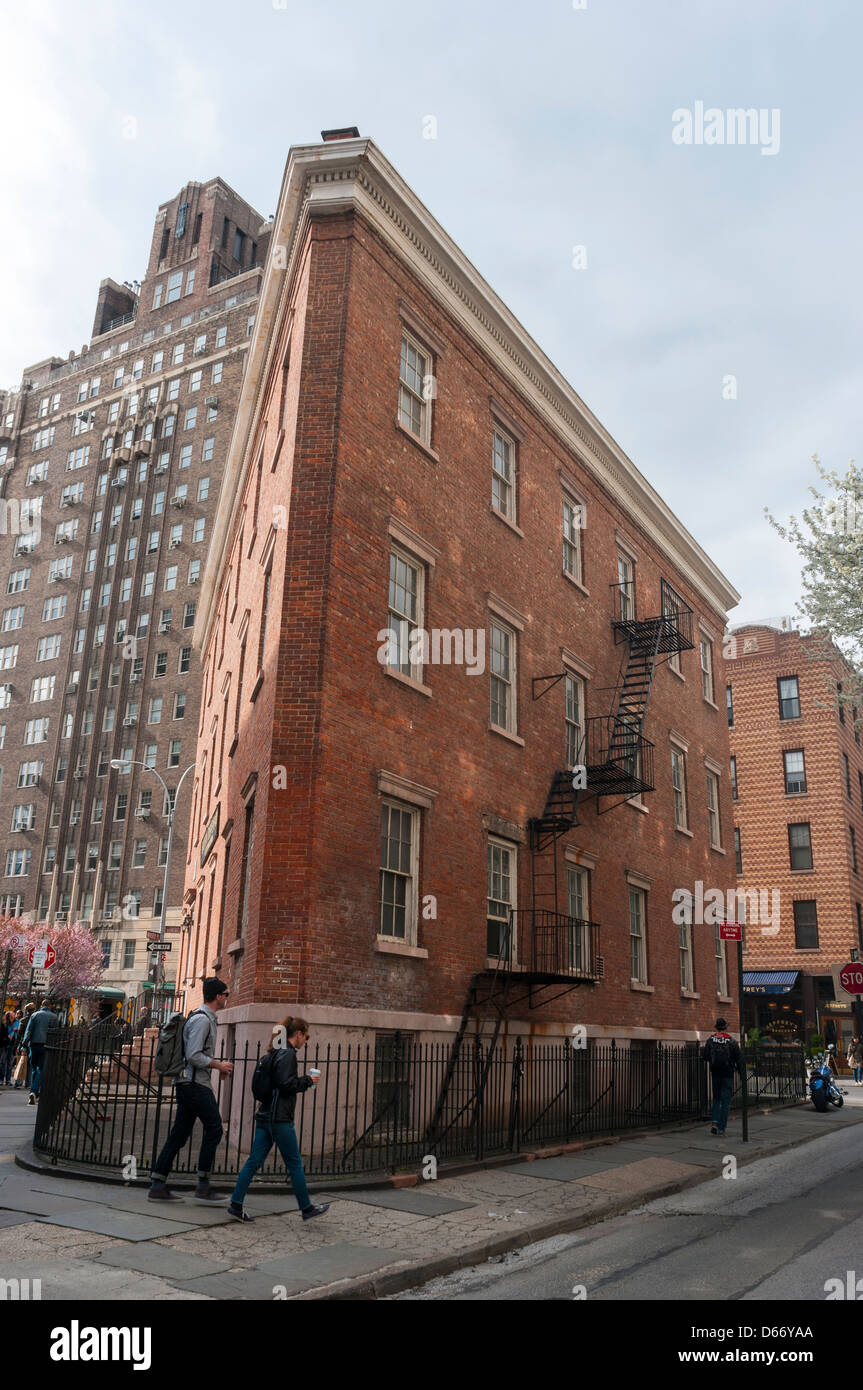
[
  {"left": 29, "top": 1043, "right": 45, "bottom": 1098},
  {"left": 711, "top": 1073, "right": 734, "bottom": 1132},
  {"left": 232, "top": 1120, "right": 311, "bottom": 1211},
  {"left": 854, "top": 1066, "right": 862, "bottom": 1082}
]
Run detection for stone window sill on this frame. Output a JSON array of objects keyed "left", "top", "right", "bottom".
[
  {"left": 627, "top": 800, "right": 649, "bottom": 814},
  {"left": 249, "top": 670, "right": 264, "bottom": 703},
  {"left": 675, "top": 824, "right": 694, "bottom": 838},
  {"left": 717, "top": 994, "right": 733, "bottom": 1005},
  {"left": 681, "top": 990, "right": 700, "bottom": 1001},
  {"left": 394, "top": 419, "right": 439, "bottom": 464},
  {"left": 228, "top": 734, "right": 238, "bottom": 759},
  {"left": 710, "top": 845, "right": 726, "bottom": 855},
  {"left": 489, "top": 723, "right": 525, "bottom": 747},
  {"left": 491, "top": 506, "right": 524, "bottom": 538},
  {"left": 383, "top": 666, "right": 433, "bottom": 698},
  {"left": 630, "top": 980, "right": 655, "bottom": 993},
  {"left": 225, "top": 938, "right": 244, "bottom": 957},
  {"left": 562, "top": 570, "right": 590, "bottom": 598},
  {"left": 669, "top": 665, "right": 685, "bottom": 683},
  {"left": 375, "top": 939, "right": 428, "bottom": 959}
]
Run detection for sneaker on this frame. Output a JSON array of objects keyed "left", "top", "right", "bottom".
[
  {"left": 27, "top": 1093, "right": 36, "bottom": 1105},
  {"left": 193, "top": 1183, "right": 223, "bottom": 1202},
  {"left": 709, "top": 1124, "right": 718, "bottom": 1135},
  {"left": 148, "top": 1184, "right": 180, "bottom": 1201},
  {"left": 227, "top": 1202, "right": 254, "bottom": 1223},
  {"left": 301, "top": 1202, "right": 330, "bottom": 1221}
]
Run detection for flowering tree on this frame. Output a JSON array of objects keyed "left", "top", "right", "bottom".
[{"left": 0, "top": 918, "right": 103, "bottom": 1001}]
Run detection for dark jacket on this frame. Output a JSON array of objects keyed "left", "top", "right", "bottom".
[
  {"left": 701, "top": 1031, "right": 742, "bottom": 1075},
  {"left": 257, "top": 1045, "right": 314, "bottom": 1123}
]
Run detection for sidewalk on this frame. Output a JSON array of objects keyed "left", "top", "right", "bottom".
[{"left": 3, "top": 1084, "right": 862, "bottom": 1300}]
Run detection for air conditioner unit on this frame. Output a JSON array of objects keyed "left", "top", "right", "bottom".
[
  {"left": 55, "top": 535, "right": 70, "bottom": 545},
  {"left": 205, "top": 396, "right": 218, "bottom": 407},
  {"left": 66, "top": 682, "right": 78, "bottom": 694},
  {"left": 123, "top": 716, "right": 137, "bottom": 726},
  {"left": 193, "top": 344, "right": 206, "bottom": 356},
  {"left": 48, "top": 573, "right": 60, "bottom": 583},
  {"left": 111, "top": 477, "right": 125, "bottom": 488},
  {"left": 169, "top": 538, "right": 180, "bottom": 549},
  {"left": 158, "top": 622, "right": 171, "bottom": 633},
  {"left": 55, "top": 911, "right": 68, "bottom": 922},
  {"left": 69, "top": 813, "right": 80, "bottom": 825},
  {"left": 134, "top": 809, "right": 149, "bottom": 820},
  {"left": 154, "top": 463, "right": 169, "bottom": 475},
  {"left": 170, "top": 496, "right": 186, "bottom": 508},
  {"left": 11, "top": 826, "right": 25, "bottom": 834},
  {"left": 130, "top": 671, "right": 141, "bottom": 682},
  {"left": 94, "top": 639, "right": 103, "bottom": 647},
  {"left": 189, "top": 574, "right": 199, "bottom": 584},
  {"left": 73, "top": 770, "right": 86, "bottom": 780}
]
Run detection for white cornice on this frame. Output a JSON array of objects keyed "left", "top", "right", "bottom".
[{"left": 197, "top": 137, "right": 740, "bottom": 650}]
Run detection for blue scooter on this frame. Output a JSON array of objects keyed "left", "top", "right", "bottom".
[{"left": 808, "top": 1045, "right": 845, "bottom": 1112}]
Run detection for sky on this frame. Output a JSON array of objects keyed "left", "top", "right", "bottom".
[{"left": 1, "top": 0, "right": 860, "bottom": 625}]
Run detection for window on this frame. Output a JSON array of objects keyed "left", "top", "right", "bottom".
[
  {"left": 617, "top": 552, "right": 635, "bottom": 622},
  {"left": 114, "top": 792, "right": 127, "bottom": 820},
  {"left": 629, "top": 886, "right": 647, "bottom": 983},
  {"left": 66, "top": 445, "right": 90, "bottom": 472},
  {"left": 26, "top": 461, "right": 48, "bottom": 487},
  {"left": 7, "top": 568, "right": 30, "bottom": 594},
  {"left": 564, "top": 673, "right": 584, "bottom": 768},
  {"left": 149, "top": 697, "right": 163, "bottom": 724},
  {"left": 202, "top": 436, "right": 214, "bottom": 462},
  {"left": 184, "top": 406, "right": 197, "bottom": 431},
  {"left": 793, "top": 900, "right": 819, "bottom": 949},
  {"left": 154, "top": 651, "right": 167, "bottom": 677},
  {"left": 237, "top": 796, "right": 256, "bottom": 936},
  {"left": 133, "top": 840, "right": 147, "bottom": 868},
  {"left": 726, "top": 685, "right": 734, "bottom": 726},
  {"left": 844, "top": 753, "right": 852, "bottom": 799},
  {"left": 188, "top": 559, "right": 201, "bottom": 584},
  {"left": 784, "top": 749, "right": 806, "bottom": 795},
  {"left": 377, "top": 801, "right": 419, "bottom": 943},
  {"left": 179, "top": 445, "right": 192, "bottom": 471},
  {"left": 679, "top": 899, "right": 694, "bottom": 992},
  {"left": 211, "top": 360, "right": 222, "bottom": 385},
  {"left": 4, "top": 849, "right": 31, "bottom": 877},
  {"left": 17, "top": 761, "right": 41, "bottom": 788},
  {"left": 566, "top": 865, "right": 590, "bottom": 971},
  {"left": 216, "top": 325, "right": 227, "bottom": 349},
  {"left": 189, "top": 369, "right": 201, "bottom": 394},
  {"left": 734, "top": 826, "right": 743, "bottom": 875},
  {"left": 699, "top": 635, "right": 714, "bottom": 703},
  {"left": 179, "top": 647, "right": 191, "bottom": 674},
  {"left": 173, "top": 693, "right": 185, "bottom": 719},
  {"left": 193, "top": 518, "right": 205, "bottom": 543},
  {"left": 730, "top": 755, "right": 738, "bottom": 801},
  {"left": 30, "top": 676, "right": 55, "bottom": 703},
  {"left": 706, "top": 771, "right": 721, "bottom": 848},
  {"left": 11, "top": 804, "right": 34, "bottom": 831},
  {"left": 166, "top": 271, "right": 182, "bottom": 303},
  {"left": 168, "top": 738, "right": 182, "bottom": 765},
  {"left": 198, "top": 476, "right": 210, "bottom": 501},
  {"left": 153, "top": 491, "right": 165, "bottom": 515},
  {"left": 24, "top": 718, "right": 49, "bottom": 744},
  {"left": 714, "top": 922, "right": 728, "bottom": 996},
  {"left": 164, "top": 566, "right": 178, "bottom": 592},
  {"left": 185, "top": 268, "right": 196, "bottom": 296},
  {"left": 148, "top": 530, "right": 160, "bottom": 553},
  {"left": 491, "top": 427, "right": 515, "bottom": 520},
  {"left": 562, "top": 495, "right": 583, "bottom": 583},
  {"left": 398, "top": 333, "right": 431, "bottom": 443},
  {"left": 490, "top": 621, "right": 516, "bottom": 732},
  {"left": 144, "top": 744, "right": 157, "bottom": 769},
  {"left": 487, "top": 838, "right": 515, "bottom": 959},
  {"left": 183, "top": 602, "right": 196, "bottom": 628},
  {"left": 852, "top": 825, "right": 859, "bottom": 875},
  {"left": 0, "top": 644, "right": 17, "bottom": 669},
  {"left": 778, "top": 676, "right": 801, "bottom": 720},
  {"left": 788, "top": 822, "right": 813, "bottom": 871},
  {"left": 671, "top": 746, "right": 688, "bottom": 829},
  {"left": 2, "top": 606, "right": 24, "bottom": 632}
]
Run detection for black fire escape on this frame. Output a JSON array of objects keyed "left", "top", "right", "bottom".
[{"left": 426, "top": 577, "right": 694, "bottom": 1151}]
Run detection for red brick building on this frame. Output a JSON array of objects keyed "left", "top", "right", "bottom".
[
  {"left": 728, "top": 623, "right": 863, "bottom": 1048},
  {"left": 181, "top": 133, "right": 741, "bottom": 1058}
]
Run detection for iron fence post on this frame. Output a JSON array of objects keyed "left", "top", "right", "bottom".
[{"left": 509, "top": 1036, "right": 523, "bottom": 1153}]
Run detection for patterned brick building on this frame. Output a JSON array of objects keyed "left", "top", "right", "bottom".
[
  {"left": 0, "top": 178, "right": 269, "bottom": 1003},
  {"left": 182, "top": 133, "right": 741, "bottom": 1059},
  {"left": 728, "top": 623, "right": 863, "bottom": 1046}
]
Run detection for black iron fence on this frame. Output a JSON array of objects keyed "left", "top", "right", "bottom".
[{"left": 33, "top": 1031, "right": 806, "bottom": 1184}]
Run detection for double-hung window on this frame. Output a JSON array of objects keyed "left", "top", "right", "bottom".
[
  {"left": 378, "top": 801, "right": 418, "bottom": 943},
  {"left": 398, "top": 333, "right": 432, "bottom": 444}
]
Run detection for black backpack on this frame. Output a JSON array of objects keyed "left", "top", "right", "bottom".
[
  {"left": 251, "top": 1048, "right": 282, "bottom": 1108},
  {"left": 154, "top": 1009, "right": 205, "bottom": 1078},
  {"left": 704, "top": 1037, "right": 736, "bottom": 1074}
]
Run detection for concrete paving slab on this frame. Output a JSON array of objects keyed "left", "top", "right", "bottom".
[
  {"left": 254, "top": 1242, "right": 413, "bottom": 1284},
  {"left": 171, "top": 1270, "right": 302, "bottom": 1300},
  {"left": 35, "top": 1208, "right": 202, "bottom": 1241},
  {"left": 575, "top": 1157, "right": 704, "bottom": 1192},
  {"left": 333, "top": 1189, "right": 476, "bottom": 1216},
  {"left": 0, "top": 1209, "right": 36, "bottom": 1228},
  {"left": 656, "top": 1149, "right": 727, "bottom": 1169},
  {"left": 95, "top": 1245, "right": 234, "bottom": 1279},
  {"left": 26, "top": 1183, "right": 238, "bottom": 1225},
  {"left": 498, "top": 1156, "right": 623, "bottom": 1180},
  {"left": 0, "top": 1257, "right": 209, "bottom": 1301},
  {"left": 0, "top": 1186, "right": 101, "bottom": 1216}
]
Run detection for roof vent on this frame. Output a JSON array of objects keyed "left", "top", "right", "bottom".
[{"left": 320, "top": 127, "right": 360, "bottom": 142}]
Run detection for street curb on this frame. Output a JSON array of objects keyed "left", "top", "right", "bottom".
[{"left": 287, "top": 1115, "right": 863, "bottom": 1300}]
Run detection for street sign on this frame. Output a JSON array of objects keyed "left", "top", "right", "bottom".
[
  {"left": 838, "top": 961, "right": 863, "bottom": 994},
  {"left": 147, "top": 940, "right": 172, "bottom": 952},
  {"left": 146, "top": 930, "right": 161, "bottom": 943},
  {"left": 30, "top": 968, "right": 50, "bottom": 988},
  {"left": 9, "top": 934, "right": 23, "bottom": 949},
  {"left": 719, "top": 920, "right": 742, "bottom": 941},
  {"left": 29, "top": 941, "right": 55, "bottom": 969}
]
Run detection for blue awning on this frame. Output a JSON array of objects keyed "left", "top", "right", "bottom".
[{"left": 743, "top": 971, "right": 799, "bottom": 995}]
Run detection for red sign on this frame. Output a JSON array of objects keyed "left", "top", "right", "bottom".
[
  {"left": 28, "top": 941, "right": 56, "bottom": 969},
  {"left": 719, "top": 920, "right": 742, "bottom": 941},
  {"left": 839, "top": 962, "right": 863, "bottom": 995}
]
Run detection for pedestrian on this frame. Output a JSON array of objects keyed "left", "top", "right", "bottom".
[
  {"left": 701, "top": 1017, "right": 742, "bottom": 1137},
  {"left": 148, "top": 977, "right": 233, "bottom": 1202},
  {"left": 21, "top": 1000, "right": 61, "bottom": 1104},
  {"left": 0, "top": 1010, "right": 13, "bottom": 1085},
  {"left": 847, "top": 1034, "right": 863, "bottom": 1085},
  {"left": 9, "top": 1010, "right": 23, "bottom": 1086},
  {"left": 227, "top": 1017, "right": 329, "bottom": 1224}
]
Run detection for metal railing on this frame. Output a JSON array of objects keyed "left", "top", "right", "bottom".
[
  {"left": 505, "top": 909, "right": 602, "bottom": 979},
  {"left": 33, "top": 1032, "right": 806, "bottom": 1183}
]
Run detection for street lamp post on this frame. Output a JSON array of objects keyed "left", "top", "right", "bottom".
[{"left": 110, "top": 758, "right": 196, "bottom": 988}]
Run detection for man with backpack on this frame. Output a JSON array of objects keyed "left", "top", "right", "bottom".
[
  {"left": 149, "top": 977, "right": 233, "bottom": 1202},
  {"left": 21, "top": 1000, "right": 60, "bottom": 1104},
  {"left": 701, "top": 1017, "right": 743, "bottom": 1136}
]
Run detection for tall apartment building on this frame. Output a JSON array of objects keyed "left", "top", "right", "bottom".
[
  {"left": 181, "top": 132, "right": 741, "bottom": 1063},
  {"left": 728, "top": 623, "right": 863, "bottom": 1046},
  {"left": 0, "top": 178, "right": 269, "bottom": 1004}
]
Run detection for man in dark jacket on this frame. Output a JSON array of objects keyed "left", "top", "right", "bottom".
[
  {"left": 227, "top": 1016, "right": 329, "bottom": 1224},
  {"left": 701, "top": 1017, "right": 742, "bottom": 1136},
  {"left": 21, "top": 1001, "right": 60, "bottom": 1104}
]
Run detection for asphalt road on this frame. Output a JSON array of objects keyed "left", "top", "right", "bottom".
[{"left": 399, "top": 1092, "right": 863, "bottom": 1301}]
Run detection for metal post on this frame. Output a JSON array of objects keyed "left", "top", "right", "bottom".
[
  {"left": 0, "top": 948, "right": 11, "bottom": 1010},
  {"left": 738, "top": 937, "right": 749, "bottom": 1142}
]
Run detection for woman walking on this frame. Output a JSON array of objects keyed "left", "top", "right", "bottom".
[
  {"left": 228, "top": 1017, "right": 329, "bottom": 1224},
  {"left": 0, "top": 1011, "right": 13, "bottom": 1085},
  {"left": 847, "top": 1034, "right": 863, "bottom": 1085}
]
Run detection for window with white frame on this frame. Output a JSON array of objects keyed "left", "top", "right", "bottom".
[
  {"left": 487, "top": 838, "right": 515, "bottom": 959},
  {"left": 386, "top": 547, "right": 423, "bottom": 681},
  {"left": 565, "top": 672, "right": 584, "bottom": 768},
  {"left": 714, "top": 921, "right": 728, "bottom": 996},
  {"left": 629, "top": 885, "right": 648, "bottom": 983},
  {"left": 671, "top": 745, "right": 688, "bottom": 830},
  {"left": 398, "top": 333, "right": 431, "bottom": 443},
  {"left": 0, "top": 645, "right": 18, "bottom": 669},
  {"left": 378, "top": 800, "right": 418, "bottom": 942},
  {"left": 562, "top": 494, "right": 583, "bottom": 583},
  {"left": 37, "top": 634, "right": 60, "bottom": 662},
  {"left": 707, "top": 770, "right": 722, "bottom": 848},
  {"left": 700, "top": 634, "right": 714, "bottom": 703},
  {"left": 567, "top": 864, "right": 590, "bottom": 972},
  {"left": 679, "top": 899, "right": 694, "bottom": 992},
  {"left": 617, "top": 551, "right": 635, "bottom": 622},
  {"left": 30, "top": 676, "right": 55, "bottom": 703},
  {"left": 491, "top": 427, "right": 515, "bottom": 520},
  {"left": 490, "top": 621, "right": 516, "bottom": 732}
]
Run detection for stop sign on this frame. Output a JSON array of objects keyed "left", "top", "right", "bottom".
[
  {"left": 28, "top": 941, "right": 55, "bottom": 969},
  {"left": 838, "top": 962, "right": 863, "bottom": 994}
]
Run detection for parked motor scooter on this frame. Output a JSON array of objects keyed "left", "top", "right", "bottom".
[{"left": 808, "top": 1045, "right": 846, "bottom": 1112}]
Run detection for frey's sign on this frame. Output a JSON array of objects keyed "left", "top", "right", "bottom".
[{"left": 200, "top": 803, "right": 220, "bottom": 870}]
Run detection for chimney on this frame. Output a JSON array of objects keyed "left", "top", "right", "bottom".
[{"left": 320, "top": 126, "right": 360, "bottom": 142}]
